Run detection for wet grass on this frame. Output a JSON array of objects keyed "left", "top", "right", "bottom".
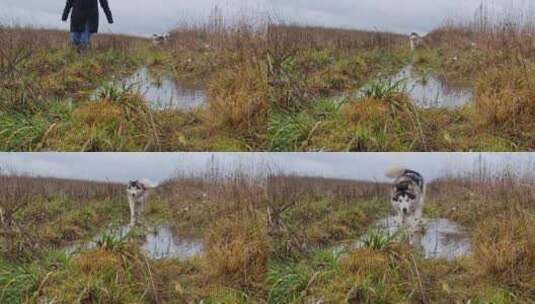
[
  {"left": 267, "top": 22, "right": 535, "bottom": 151},
  {"left": 263, "top": 173, "right": 534, "bottom": 303},
  {"left": 0, "top": 22, "right": 266, "bottom": 152},
  {"left": 1, "top": 165, "right": 534, "bottom": 302}
]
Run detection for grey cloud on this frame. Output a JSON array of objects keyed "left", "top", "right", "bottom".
[
  {"left": 0, "top": 0, "right": 266, "bottom": 36},
  {"left": 1, "top": 153, "right": 533, "bottom": 184},
  {"left": 268, "top": 0, "right": 529, "bottom": 34},
  {"left": 1, "top": 0, "right": 530, "bottom": 36}
]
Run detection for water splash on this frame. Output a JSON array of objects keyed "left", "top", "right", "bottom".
[{"left": 374, "top": 216, "right": 472, "bottom": 260}]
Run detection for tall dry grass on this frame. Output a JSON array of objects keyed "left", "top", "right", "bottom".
[
  {"left": 425, "top": 4, "right": 535, "bottom": 144},
  {"left": 0, "top": 25, "right": 144, "bottom": 107},
  {"left": 169, "top": 6, "right": 266, "bottom": 56},
  {"left": 160, "top": 161, "right": 267, "bottom": 214},
  {"left": 268, "top": 24, "right": 406, "bottom": 56},
  {"left": 427, "top": 164, "right": 535, "bottom": 299},
  {"left": 158, "top": 161, "right": 269, "bottom": 296},
  {"left": 427, "top": 3, "right": 535, "bottom": 56},
  {"left": 0, "top": 172, "right": 124, "bottom": 204},
  {"left": 268, "top": 174, "right": 387, "bottom": 204},
  {"left": 267, "top": 22, "right": 408, "bottom": 116},
  {"left": 166, "top": 8, "right": 268, "bottom": 147},
  {"left": 0, "top": 172, "right": 125, "bottom": 261}
]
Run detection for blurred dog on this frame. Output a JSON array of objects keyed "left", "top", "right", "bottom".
[
  {"left": 126, "top": 179, "right": 154, "bottom": 227},
  {"left": 409, "top": 32, "right": 423, "bottom": 51},
  {"left": 152, "top": 33, "right": 170, "bottom": 46},
  {"left": 386, "top": 167, "right": 425, "bottom": 235}
]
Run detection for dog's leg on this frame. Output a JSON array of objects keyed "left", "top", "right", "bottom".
[
  {"left": 133, "top": 202, "right": 141, "bottom": 226},
  {"left": 397, "top": 213, "right": 404, "bottom": 227},
  {"left": 409, "top": 228, "right": 424, "bottom": 252},
  {"left": 415, "top": 199, "right": 424, "bottom": 231},
  {"left": 415, "top": 200, "right": 423, "bottom": 219},
  {"left": 407, "top": 215, "right": 418, "bottom": 245},
  {"left": 128, "top": 197, "right": 136, "bottom": 227},
  {"left": 138, "top": 200, "right": 144, "bottom": 224}
]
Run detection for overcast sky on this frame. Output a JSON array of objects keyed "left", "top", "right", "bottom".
[
  {"left": 0, "top": 0, "right": 266, "bottom": 36},
  {"left": 1, "top": 1, "right": 532, "bottom": 36},
  {"left": 0, "top": 153, "right": 533, "bottom": 184},
  {"left": 269, "top": 0, "right": 534, "bottom": 34}
]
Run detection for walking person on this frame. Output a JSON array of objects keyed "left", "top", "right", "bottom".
[{"left": 62, "top": 0, "right": 114, "bottom": 51}]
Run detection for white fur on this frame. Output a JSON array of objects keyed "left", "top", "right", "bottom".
[
  {"left": 152, "top": 33, "right": 170, "bottom": 46},
  {"left": 385, "top": 165, "right": 406, "bottom": 179},
  {"left": 126, "top": 180, "right": 154, "bottom": 227},
  {"left": 392, "top": 193, "right": 423, "bottom": 231},
  {"left": 409, "top": 33, "right": 423, "bottom": 51}
]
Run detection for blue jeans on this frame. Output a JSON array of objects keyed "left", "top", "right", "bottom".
[{"left": 70, "top": 22, "right": 92, "bottom": 47}]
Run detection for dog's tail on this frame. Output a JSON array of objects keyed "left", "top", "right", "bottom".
[
  {"left": 140, "top": 178, "right": 158, "bottom": 189},
  {"left": 385, "top": 166, "right": 406, "bottom": 179}
]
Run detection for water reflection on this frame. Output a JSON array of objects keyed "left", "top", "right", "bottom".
[
  {"left": 65, "top": 224, "right": 204, "bottom": 260},
  {"left": 93, "top": 67, "right": 206, "bottom": 110},
  {"left": 374, "top": 216, "right": 472, "bottom": 260},
  {"left": 390, "top": 65, "right": 473, "bottom": 108},
  {"left": 142, "top": 225, "right": 203, "bottom": 259},
  {"left": 124, "top": 67, "right": 206, "bottom": 110}
]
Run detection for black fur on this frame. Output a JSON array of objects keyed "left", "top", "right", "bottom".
[
  {"left": 392, "top": 170, "right": 424, "bottom": 200},
  {"left": 128, "top": 180, "right": 144, "bottom": 190},
  {"left": 400, "top": 169, "right": 424, "bottom": 188}
]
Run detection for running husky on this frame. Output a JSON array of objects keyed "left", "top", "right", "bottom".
[
  {"left": 126, "top": 179, "right": 153, "bottom": 227},
  {"left": 152, "top": 33, "right": 170, "bottom": 46},
  {"left": 386, "top": 167, "right": 425, "bottom": 233},
  {"left": 409, "top": 32, "right": 423, "bottom": 51}
]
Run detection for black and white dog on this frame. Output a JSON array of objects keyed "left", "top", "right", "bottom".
[
  {"left": 152, "top": 33, "right": 170, "bottom": 46},
  {"left": 386, "top": 167, "right": 425, "bottom": 234},
  {"left": 409, "top": 32, "right": 423, "bottom": 51},
  {"left": 126, "top": 179, "right": 153, "bottom": 227}
]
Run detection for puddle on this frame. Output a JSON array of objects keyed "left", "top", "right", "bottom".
[
  {"left": 388, "top": 65, "right": 473, "bottom": 108},
  {"left": 142, "top": 225, "right": 203, "bottom": 259},
  {"left": 372, "top": 216, "right": 472, "bottom": 260},
  {"left": 93, "top": 67, "right": 206, "bottom": 110},
  {"left": 336, "top": 216, "right": 472, "bottom": 260},
  {"left": 65, "top": 224, "right": 203, "bottom": 260}
]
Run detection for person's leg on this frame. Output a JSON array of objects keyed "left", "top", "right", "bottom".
[
  {"left": 80, "top": 22, "right": 92, "bottom": 48},
  {"left": 70, "top": 32, "right": 82, "bottom": 46}
]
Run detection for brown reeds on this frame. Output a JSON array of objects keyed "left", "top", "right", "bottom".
[{"left": 268, "top": 24, "right": 406, "bottom": 56}]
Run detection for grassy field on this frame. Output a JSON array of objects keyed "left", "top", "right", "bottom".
[
  {"left": 0, "top": 13, "right": 267, "bottom": 152},
  {"left": 3, "top": 7, "right": 535, "bottom": 152},
  {"left": 1, "top": 164, "right": 533, "bottom": 303},
  {"left": 267, "top": 14, "right": 535, "bottom": 151}
]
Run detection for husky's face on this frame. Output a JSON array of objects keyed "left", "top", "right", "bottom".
[
  {"left": 392, "top": 192, "right": 417, "bottom": 216},
  {"left": 127, "top": 180, "right": 145, "bottom": 199}
]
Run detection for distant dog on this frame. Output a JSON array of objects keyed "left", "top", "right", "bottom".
[
  {"left": 386, "top": 167, "right": 425, "bottom": 236},
  {"left": 126, "top": 180, "right": 153, "bottom": 227},
  {"left": 409, "top": 32, "right": 423, "bottom": 51},
  {"left": 152, "top": 33, "right": 170, "bottom": 46}
]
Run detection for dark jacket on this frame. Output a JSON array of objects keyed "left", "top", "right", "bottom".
[{"left": 62, "top": 0, "right": 113, "bottom": 33}]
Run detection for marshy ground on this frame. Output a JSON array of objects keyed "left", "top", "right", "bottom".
[
  {"left": 268, "top": 23, "right": 535, "bottom": 152},
  {"left": 1, "top": 167, "right": 533, "bottom": 303},
  {"left": 0, "top": 24, "right": 266, "bottom": 152},
  {"left": 3, "top": 17, "right": 535, "bottom": 152}
]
